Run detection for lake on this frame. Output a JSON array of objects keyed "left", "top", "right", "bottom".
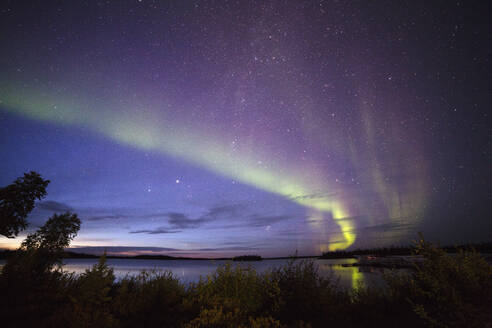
[
  {"left": 0, "top": 258, "right": 390, "bottom": 289},
  {"left": 69, "top": 258, "right": 390, "bottom": 289}
]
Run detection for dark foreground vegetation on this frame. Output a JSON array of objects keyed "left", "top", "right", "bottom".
[
  {"left": 1, "top": 173, "right": 492, "bottom": 327},
  {"left": 1, "top": 234, "right": 491, "bottom": 327}
]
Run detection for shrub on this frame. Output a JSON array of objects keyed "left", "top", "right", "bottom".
[
  {"left": 0, "top": 257, "right": 73, "bottom": 327},
  {"left": 184, "top": 306, "right": 284, "bottom": 328},
  {"left": 385, "top": 236, "right": 492, "bottom": 327},
  {"left": 113, "top": 269, "right": 188, "bottom": 327},
  {"left": 187, "top": 262, "right": 271, "bottom": 326},
  {"left": 268, "top": 258, "right": 347, "bottom": 326},
  {"left": 51, "top": 254, "right": 117, "bottom": 328}
]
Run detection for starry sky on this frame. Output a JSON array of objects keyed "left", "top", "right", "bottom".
[{"left": 0, "top": 1, "right": 490, "bottom": 257}]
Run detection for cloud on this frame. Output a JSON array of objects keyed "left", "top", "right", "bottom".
[
  {"left": 68, "top": 246, "right": 181, "bottom": 255},
  {"left": 85, "top": 214, "right": 128, "bottom": 221},
  {"left": 204, "top": 204, "right": 244, "bottom": 218},
  {"left": 218, "top": 240, "right": 273, "bottom": 248},
  {"left": 36, "top": 200, "right": 73, "bottom": 212},
  {"left": 67, "top": 244, "right": 260, "bottom": 256},
  {"left": 128, "top": 204, "right": 291, "bottom": 235},
  {"left": 129, "top": 227, "right": 182, "bottom": 234},
  {"left": 139, "top": 212, "right": 168, "bottom": 219},
  {"left": 126, "top": 206, "right": 234, "bottom": 235},
  {"left": 163, "top": 204, "right": 245, "bottom": 229},
  {"left": 248, "top": 214, "right": 293, "bottom": 227},
  {"left": 166, "top": 212, "right": 205, "bottom": 229},
  {"left": 194, "top": 246, "right": 257, "bottom": 251},
  {"left": 221, "top": 214, "right": 294, "bottom": 229}
]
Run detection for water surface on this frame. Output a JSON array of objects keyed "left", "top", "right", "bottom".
[{"left": 58, "top": 258, "right": 387, "bottom": 289}]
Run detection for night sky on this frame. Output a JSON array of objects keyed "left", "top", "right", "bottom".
[{"left": 0, "top": 1, "right": 490, "bottom": 257}]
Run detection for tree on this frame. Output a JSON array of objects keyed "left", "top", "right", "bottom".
[
  {"left": 21, "top": 212, "right": 81, "bottom": 251},
  {"left": 0, "top": 171, "right": 50, "bottom": 238},
  {"left": 0, "top": 212, "right": 81, "bottom": 326},
  {"left": 0, "top": 211, "right": 81, "bottom": 293},
  {"left": 20, "top": 212, "right": 81, "bottom": 266}
]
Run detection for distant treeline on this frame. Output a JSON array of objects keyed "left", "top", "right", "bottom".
[
  {"left": 0, "top": 249, "right": 257, "bottom": 261},
  {"left": 3, "top": 242, "right": 492, "bottom": 261},
  {"left": 0, "top": 250, "right": 211, "bottom": 261},
  {"left": 232, "top": 255, "right": 262, "bottom": 261},
  {"left": 0, "top": 250, "right": 100, "bottom": 260},
  {"left": 321, "top": 241, "right": 492, "bottom": 259}
]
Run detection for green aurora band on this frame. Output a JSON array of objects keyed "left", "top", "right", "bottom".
[{"left": 0, "top": 82, "right": 428, "bottom": 252}]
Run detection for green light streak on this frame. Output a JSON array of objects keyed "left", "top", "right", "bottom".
[{"left": 0, "top": 85, "right": 357, "bottom": 250}]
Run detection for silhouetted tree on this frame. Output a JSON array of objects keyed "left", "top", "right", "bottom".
[
  {"left": 0, "top": 212, "right": 81, "bottom": 327},
  {"left": 0, "top": 171, "right": 50, "bottom": 238},
  {"left": 21, "top": 212, "right": 81, "bottom": 261},
  {"left": 2, "top": 212, "right": 81, "bottom": 278}
]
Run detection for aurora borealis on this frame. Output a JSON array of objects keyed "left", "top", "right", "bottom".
[{"left": 0, "top": 1, "right": 490, "bottom": 257}]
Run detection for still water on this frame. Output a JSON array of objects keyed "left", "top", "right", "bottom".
[
  {"left": 0, "top": 258, "right": 389, "bottom": 289},
  {"left": 60, "top": 258, "right": 387, "bottom": 290}
]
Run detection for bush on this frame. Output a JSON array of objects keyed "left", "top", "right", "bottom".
[
  {"left": 59, "top": 254, "right": 117, "bottom": 327},
  {"left": 187, "top": 262, "right": 274, "bottom": 327},
  {"left": 348, "top": 280, "right": 420, "bottom": 327},
  {"left": 385, "top": 236, "right": 492, "bottom": 327},
  {"left": 0, "top": 255, "right": 73, "bottom": 327},
  {"left": 268, "top": 259, "right": 347, "bottom": 326},
  {"left": 113, "top": 269, "right": 188, "bottom": 327}
]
